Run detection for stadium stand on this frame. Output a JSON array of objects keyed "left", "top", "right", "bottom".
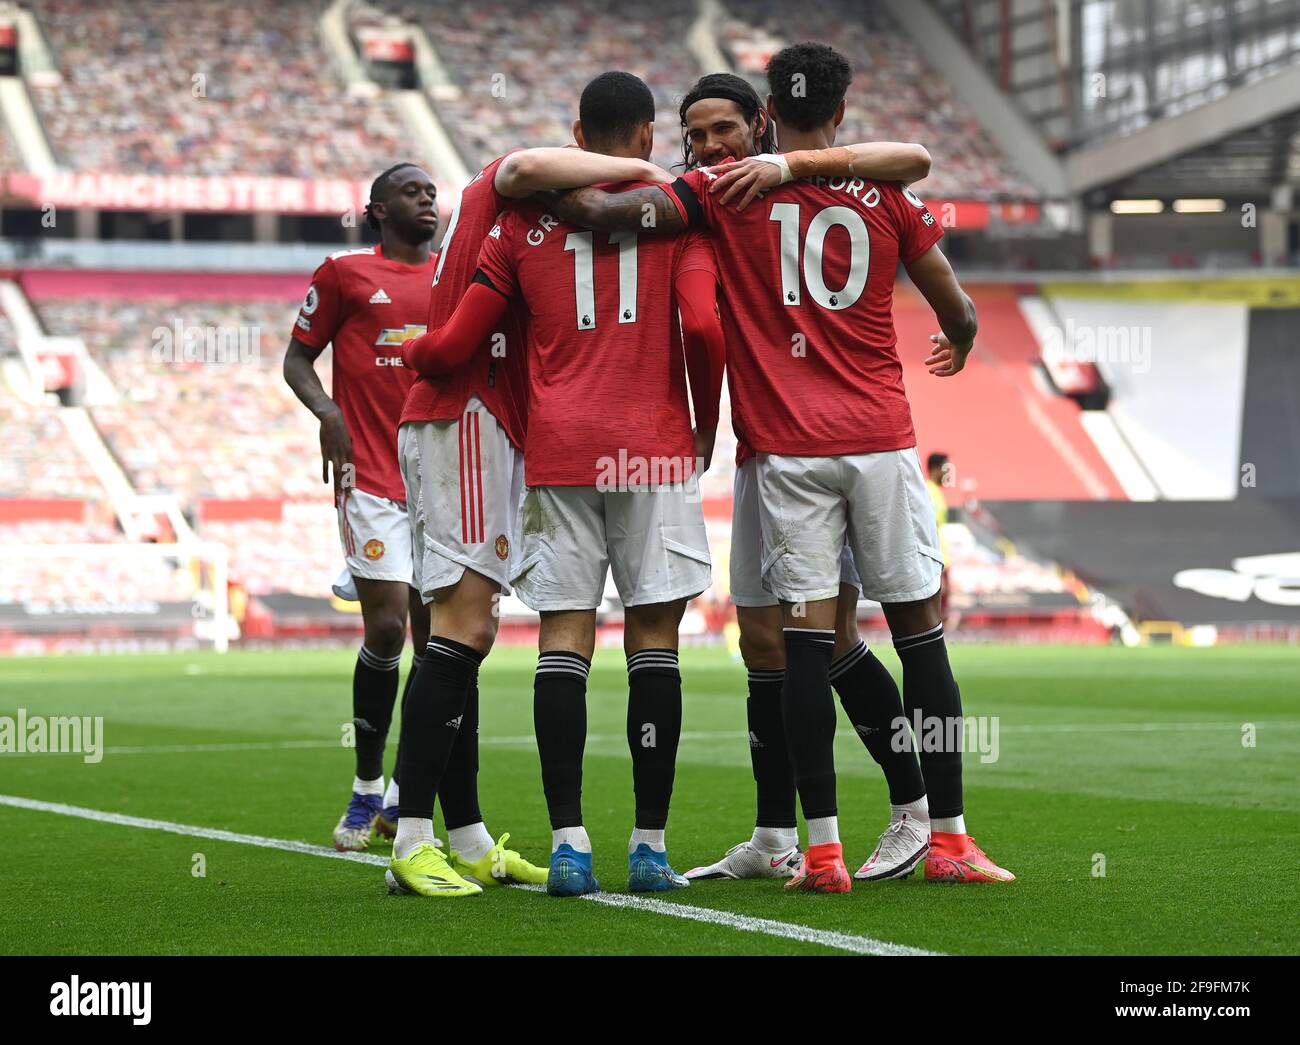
[
  {"left": 14, "top": 272, "right": 350, "bottom": 615},
  {"left": 1042, "top": 292, "right": 1248, "bottom": 500},
  {"left": 2, "top": 0, "right": 1290, "bottom": 648},
  {"left": 0, "top": 116, "right": 20, "bottom": 174},
  {"left": 898, "top": 285, "right": 1126, "bottom": 500},
  {"left": 0, "top": 517, "right": 196, "bottom": 606},
  {"left": 383, "top": 0, "right": 704, "bottom": 172},
  {"left": 198, "top": 506, "right": 341, "bottom": 599},
  {"left": 23, "top": 0, "right": 422, "bottom": 179},
  {"left": 716, "top": 0, "right": 1037, "bottom": 200},
  {"left": 0, "top": 381, "right": 103, "bottom": 500},
  {"left": 30, "top": 293, "right": 325, "bottom": 502},
  {"left": 0, "top": 300, "right": 16, "bottom": 354}
]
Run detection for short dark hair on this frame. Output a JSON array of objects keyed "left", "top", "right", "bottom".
[
  {"left": 765, "top": 42, "right": 851, "bottom": 132},
  {"left": 927, "top": 452, "right": 949, "bottom": 473},
  {"left": 678, "top": 72, "right": 775, "bottom": 171},
  {"left": 364, "top": 162, "right": 421, "bottom": 231},
  {"left": 579, "top": 71, "right": 656, "bottom": 148}
]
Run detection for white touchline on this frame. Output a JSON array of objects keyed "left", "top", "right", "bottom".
[
  {"left": 0, "top": 793, "right": 938, "bottom": 957},
  {"left": 509, "top": 885, "right": 937, "bottom": 956},
  {"left": 0, "top": 793, "right": 388, "bottom": 867}
]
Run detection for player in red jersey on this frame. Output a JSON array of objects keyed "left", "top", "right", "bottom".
[
  {"left": 387, "top": 139, "right": 679, "bottom": 897},
  {"left": 550, "top": 44, "right": 1016, "bottom": 890},
  {"left": 402, "top": 71, "right": 726, "bottom": 897},
  {"left": 650, "top": 73, "right": 936, "bottom": 885},
  {"left": 284, "top": 163, "right": 438, "bottom": 852},
  {"left": 551, "top": 74, "right": 937, "bottom": 883}
]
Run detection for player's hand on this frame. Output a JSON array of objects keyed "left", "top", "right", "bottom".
[
  {"left": 693, "top": 427, "right": 717, "bottom": 475},
  {"left": 924, "top": 333, "right": 972, "bottom": 377},
  {"left": 640, "top": 162, "right": 675, "bottom": 185},
  {"left": 319, "top": 405, "right": 354, "bottom": 494},
  {"left": 707, "top": 157, "right": 782, "bottom": 211}
]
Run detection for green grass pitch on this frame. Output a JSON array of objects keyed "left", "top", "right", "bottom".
[{"left": 1, "top": 644, "right": 1296, "bottom": 955}]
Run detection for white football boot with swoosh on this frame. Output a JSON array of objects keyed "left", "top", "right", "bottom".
[{"left": 685, "top": 840, "right": 802, "bottom": 880}]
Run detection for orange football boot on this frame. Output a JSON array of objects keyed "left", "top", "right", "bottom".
[
  {"left": 785, "top": 841, "right": 852, "bottom": 893},
  {"left": 924, "top": 831, "right": 1016, "bottom": 883}
]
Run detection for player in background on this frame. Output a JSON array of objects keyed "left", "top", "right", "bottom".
[
  {"left": 553, "top": 74, "right": 935, "bottom": 882},
  {"left": 284, "top": 163, "right": 437, "bottom": 852},
  {"left": 550, "top": 43, "right": 1016, "bottom": 890},
  {"left": 402, "top": 71, "right": 726, "bottom": 897},
  {"left": 926, "top": 452, "right": 957, "bottom": 626},
  {"left": 387, "top": 140, "right": 678, "bottom": 898}
]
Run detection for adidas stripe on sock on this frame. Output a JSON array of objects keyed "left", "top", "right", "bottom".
[{"left": 353, "top": 645, "right": 401, "bottom": 781}]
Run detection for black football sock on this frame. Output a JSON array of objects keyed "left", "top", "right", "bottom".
[
  {"left": 746, "top": 668, "right": 797, "bottom": 829},
  {"left": 389, "top": 650, "right": 423, "bottom": 791},
  {"left": 352, "top": 645, "right": 401, "bottom": 782},
  {"left": 830, "top": 640, "right": 926, "bottom": 806},
  {"left": 394, "top": 637, "right": 483, "bottom": 821},
  {"left": 438, "top": 666, "right": 482, "bottom": 830},
  {"left": 626, "top": 648, "right": 683, "bottom": 831},
  {"left": 533, "top": 650, "right": 590, "bottom": 829},
  {"left": 780, "top": 628, "right": 838, "bottom": 822},
  {"left": 893, "top": 623, "right": 964, "bottom": 820}
]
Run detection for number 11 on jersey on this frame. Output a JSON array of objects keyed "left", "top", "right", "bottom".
[{"left": 564, "top": 230, "right": 639, "bottom": 330}]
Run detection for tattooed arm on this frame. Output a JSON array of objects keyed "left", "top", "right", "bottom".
[{"left": 540, "top": 183, "right": 689, "bottom": 235}]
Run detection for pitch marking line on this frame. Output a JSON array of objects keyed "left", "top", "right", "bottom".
[{"left": 0, "top": 793, "right": 939, "bottom": 957}]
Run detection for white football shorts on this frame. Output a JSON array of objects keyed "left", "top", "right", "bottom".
[
  {"left": 336, "top": 487, "right": 414, "bottom": 588},
  {"left": 755, "top": 447, "right": 942, "bottom": 605},
  {"left": 398, "top": 397, "right": 525, "bottom": 603},
  {"left": 730, "top": 456, "right": 860, "bottom": 608},
  {"left": 512, "top": 479, "right": 712, "bottom": 612}
]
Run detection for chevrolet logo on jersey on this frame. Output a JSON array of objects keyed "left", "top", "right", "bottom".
[{"left": 375, "top": 325, "right": 427, "bottom": 346}]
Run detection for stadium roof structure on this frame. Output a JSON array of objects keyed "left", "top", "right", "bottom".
[
  {"left": 927, "top": 0, "right": 1300, "bottom": 201},
  {"left": 1065, "top": 65, "right": 1300, "bottom": 198}
]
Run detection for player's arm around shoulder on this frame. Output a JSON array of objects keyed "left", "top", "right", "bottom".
[
  {"left": 493, "top": 146, "right": 672, "bottom": 200},
  {"left": 707, "top": 142, "right": 932, "bottom": 211},
  {"left": 541, "top": 179, "right": 690, "bottom": 236}
]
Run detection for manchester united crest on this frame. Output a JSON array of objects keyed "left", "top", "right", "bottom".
[
  {"left": 494, "top": 534, "right": 509, "bottom": 561},
  {"left": 363, "top": 539, "right": 385, "bottom": 561}
]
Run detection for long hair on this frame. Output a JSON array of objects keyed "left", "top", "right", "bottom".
[{"left": 677, "top": 72, "right": 776, "bottom": 171}]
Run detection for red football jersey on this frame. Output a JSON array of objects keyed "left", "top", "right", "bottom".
[
  {"left": 476, "top": 191, "right": 717, "bottom": 487},
  {"left": 668, "top": 168, "right": 943, "bottom": 457},
  {"left": 399, "top": 153, "right": 529, "bottom": 449},
  {"left": 292, "top": 243, "right": 436, "bottom": 502}
]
